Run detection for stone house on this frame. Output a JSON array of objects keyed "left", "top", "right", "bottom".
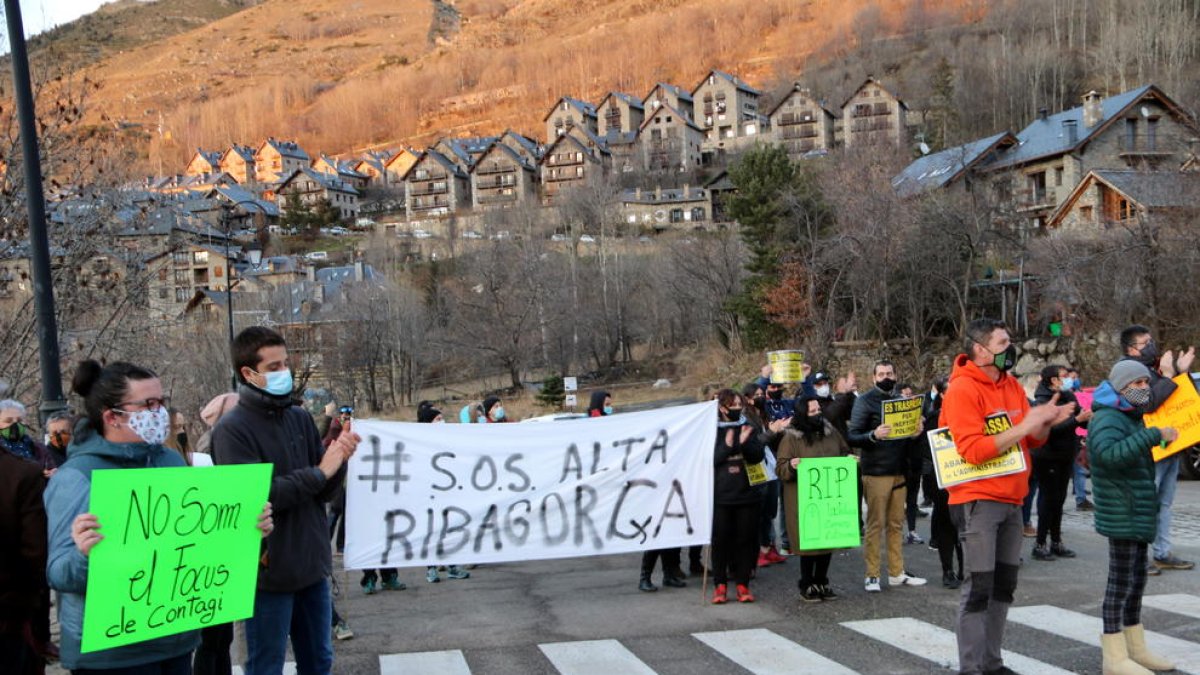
[
  {"left": 841, "top": 77, "right": 909, "bottom": 149},
  {"left": 768, "top": 84, "right": 839, "bottom": 160},
  {"left": 434, "top": 136, "right": 499, "bottom": 171},
  {"left": 184, "top": 149, "right": 222, "bottom": 177},
  {"left": 691, "top": 70, "right": 764, "bottom": 155},
  {"left": 619, "top": 185, "right": 711, "bottom": 230},
  {"left": 384, "top": 148, "right": 420, "bottom": 188},
  {"left": 470, "top": 142, "right": 538, "bottom": 210},
  {"left": 219, "top": 145, "right": 257, "bottom": 184},
  {"left": 639, "top": 103, "right": 704, "bottom": 172},
  {"left": 145, "top": 243, "right": 238, "bottom": 319},
  {"left": 312, "top": 154, "right": 371, "bottom": 191},
  {"left": 497, "top": 130, "right": 542, "bottom": 163},
  {"left": 275, "top": 167, "right": 359, "bottom": 220},
  {"left": 643, "top": 83, "right": 694, "bottom": 121},
  {"left": 402, "top": 149, "right": 471, "bottom": 219},
  {"left": 355, "top": 150, "right": 394, "bottom": 189},
  {"left": 255, "top": 138, "right": 311, "bottom": 183},
  {"left": 1046, "top": 170, "right": 1200, "bottom": 230},
  {"left": 543, "top": 97, "right": 598, "bottom": 142},
  {"left": 890, "top": 131, "right": 1019, "bottom": 198},
  {"left": 539, "top": 133, "right": 610, "bottom": 203}
]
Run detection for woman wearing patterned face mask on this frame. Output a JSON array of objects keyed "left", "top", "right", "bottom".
[{"left": 44, "top": 360, "right": 274, "bottom": 673}]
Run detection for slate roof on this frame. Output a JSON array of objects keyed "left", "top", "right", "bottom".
[
  {"left": 261, "top": 138, "right": 310, "bottom": 161},
  {"left": 211, "top": 185, "right": 281, "bottom": 217},
  {"left": 407, "top": 149, "right": 469, "bottom": 179},
  {"left": 646, "top": 83, "right": 693, "bottom": 104},
  {"left": 765, "top": 85, "right": 840, "bottom": 118},
  {"left": 225, "top": 144, "right": 256, "bottom": 162},
  {"left": 279, "top": 168, "right": 359, "bottom": 195},
  {"left": 984, "top": 85, "right": 1156, "bottom": 170},
  {"left": 640, "top": 102, "right": 705, "bottom": 134},
  {"left": 1088, "top": 170, "right": 1200, "bottom": 209},
  {"left": 501, "top": 130, "right": 542, "bottom": 159},
  {"left": 891, "top": 132, "right": 1018, "bottom": 198},
  {"left": 620, "top": 187, "right": 707, "bottom": 204},
  {"left": 698, "top": 70, "right": 762, "bottom": 97},
  {"left": 471, "top": 142, "right": 537, "bottom": 173},
  {"left": 599, "top": 91, "right": 645, "bottom": 111},
  {"left": 544, "top": 97, "right": 597, "bottom": 122},
  {"left": 601, "top": 130, "right": 640, "bottom": 146},
  {"left": 192, "top": 149, "right": 222, "bottom": 168}
]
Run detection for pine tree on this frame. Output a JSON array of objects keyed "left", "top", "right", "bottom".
[
  {"left": 536, "top": 375, "right": 566, "bottom": 408},
  {"left": 927, "top": 57, "right": 959, "bottom": 151}
]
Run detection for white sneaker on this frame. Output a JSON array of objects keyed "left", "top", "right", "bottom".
[
  {"left": 864, "top": 576, "right": 882, "bottom": 592},
  {"left": 888, "top": 571, "right": 927, "bottom": 586}
]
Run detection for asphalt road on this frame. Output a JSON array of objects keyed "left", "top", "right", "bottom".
[{"left": 318, "top": 480, "right": 1200, "bottom": 675}]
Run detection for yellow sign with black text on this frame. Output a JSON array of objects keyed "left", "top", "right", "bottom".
[
  {"left": 1143, "top": 374, "right": 1200, "bottom": 462},
  {"left": 929, "top": 412, "right": 1027, "bottom": 489},
  {"left": 881, "top": 395, "right": 925, "bottom": 440}
]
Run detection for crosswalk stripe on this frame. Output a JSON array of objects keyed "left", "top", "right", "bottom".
[
  {"left": 1009, "top": 605, "right": 1200, "bottom": 675},
  {"left": 232, "top": 665, "right": 295, "bottom": 675},
  {"left": 379, "top": 649, "right": 472, "bottom": 675},
  {"left": 1143, "top": 593, "right": 1200, "bottom": 620},
  {"left": 538, "top": 639, "right": 657, "bottom": 675},
  {"left": 693, "top": 628, "right": 859, "bottom": 675},
  {"left": 841, "top": 617, "right": 1073, "bottom": 675}
]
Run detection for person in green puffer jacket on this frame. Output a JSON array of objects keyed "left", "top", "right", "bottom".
[{"left": 1088, "top": 360, "right": 1176, "bottom": 675}]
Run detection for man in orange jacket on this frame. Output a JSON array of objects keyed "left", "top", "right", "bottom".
[{"left": 941, "top": 318, "right": 1073, "bottom": 675}]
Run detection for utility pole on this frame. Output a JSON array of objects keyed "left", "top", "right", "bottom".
[{"left": 4, "top": 0, "right": 67, "bottom": 423}]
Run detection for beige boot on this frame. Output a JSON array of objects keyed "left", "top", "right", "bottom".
[
  {"left": 1123, "top": 624, "right": 1175, "bottom": 671},
  {"left": 1102, "top": 631, "right": 1153, "bottom": 675}
]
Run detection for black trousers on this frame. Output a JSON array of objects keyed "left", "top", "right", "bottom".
[
  {"left": 641, "top": 547, "right": 681, "bottom": 575},
  {"left": 905, "top": 466, "right": 923, "bottom": 531},
  {"left": 193, "top": 623, "right": 233, "bottom": 675},
  {"left": 931, "top": 487, "right": 962, "bottom": 576},
  {"left": 1034, "top": 457, "right": 1072, "bottom": 545},
  {"left": 798, "top": 553, "right": 832, "bottom": 587},
  {"left": 712, "top": 501, "right": 761, "bottom": 585}
]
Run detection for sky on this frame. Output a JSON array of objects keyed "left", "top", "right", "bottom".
[{"left": 16, "top": 0, "right": 110, "bottom": 37}]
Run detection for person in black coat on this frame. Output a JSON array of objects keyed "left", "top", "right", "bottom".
[
  {"left": 1030, "top": 365, "right": 1090, "bottom": 561},
  {"left": 710, "top": 389, "right": 766, "bottom": 604}
]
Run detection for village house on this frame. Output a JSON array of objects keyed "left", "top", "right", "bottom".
[
  {"left": 219, "top": 144, "right": 257, "bottom": 185},
  {"left": 841, "top": 77, "right": 910, "bottom": 149},
  {"left": 597, "top": 92, "right": 646, "bottom": 137},
  {"left": 0, "top": 246, "right": 128, "bottom": 314},
  {"left": 145, "top": 243, "right": 238, "bottom": 319},
  {"left": 539, "top": 133, "right": 610, "bottom": 203},
  {"left": 1046, "top": 170, "right": 1200, "bottom": 230},
  {"left": 890, "top": 131, "right": 1020, "bottom": 198},
  {"left": 145, "top": 173, "right": 236, "bottom": 195},
  {"left": 255, "top": 138, "right": 311, "bottom": 183},
  {"left": 619, "top": 185, "right": 711, "bottom": 230},
  {"left": 433, "top": 136, "right": 499, "bottom": 171},
  {"left": 643, "top": 83, "right": 695, "bottom": 121},
  {"left": 470, "top": 141, "right": 539, "bottom": 210},
  {"left": 184, "top": 149, "right": 222, "bottom": 177},
  {"left": 402, "top": 149, "right": 472, "bottom": 219},
  {"left": 691, "top": 70, "right": 765, "bottom": 157},
  {"left": 496, "top": 130, "right": 542, "bottom": 163},
  {"left": 639, "top": 103, "right": 705, "bottom": 172},
  {"left": 544, "top": 97, "right": 598, "bottom": 143},
  {"left": 768, "top": 84, "right": 839, "bottom": 160},
  {"left": 355, "top": 150, "right": 394, "bottom": 189},
  {"left": 312, "top": 154, "right": 371, "bottom": 191},
  {"left": 384, "top": 148, "right": 420, "bottom": 188},
  {"left": 275, "top": 167, "right": 360, "bottom": 220}
]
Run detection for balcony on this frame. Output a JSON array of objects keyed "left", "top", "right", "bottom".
[
  {"left": 777, "top": 113, "right": 817, "bottom": 126},
  {"left": 546, "top": 155, "right": 584, "bottom": 167},
  {"left": 476, "top": 176, "right": 516, "bottom": 189},
  {"left": 411, "top": 171, "right": 447, "bottom": 181},
  {"left": 784, "top": 140, "right": 817, "bottom": 154},
  {"left": 545, "top": 172, "right": 583, "bottom": 183},
  {"left": 411, "top": 200, "right": 450, "bottom": 212},
  {"left": 780, "top": 126, "right": 819, "bottom": 140},
  {"left": 410, "top": 183, "right": 449, "bottom": 196},
  {"left": 477, "top": 193, "right": 519, "bottom": 205},
  {"left": 853, "top": 104, "right": 893, "bottom": 118},
  {"left": 1016, "top": 188, "right": 1056, "bottom": 212},
  {"left": 851, "top": 118, "right": 895, "bottom": 133},
  {"left": 475, "top": 164, "right": 516, "bottom": 176}
]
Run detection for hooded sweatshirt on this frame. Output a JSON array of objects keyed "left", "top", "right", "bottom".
[
  {"left": 940, "top": 354, "right": 1043, "bottom": 506},
  {"left": 213, "top": 384, "right": 343, "bottom": 593},
  {"left": 43, "top": 419, "right": 195, "bottom": 670},
  {"left": 1087, "top": 380, "right": 1162, "bottom": 542},
  {"left": 587, "top": 390, "right": 610, "bottom": 417}
]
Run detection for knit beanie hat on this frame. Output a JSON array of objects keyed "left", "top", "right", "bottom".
[{"left": 1108, "top": 360, "right": 1151, "bottom": 392}]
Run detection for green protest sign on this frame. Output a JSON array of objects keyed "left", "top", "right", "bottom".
[
  {"left": 81, "top": 464, "right": 271, "bottom": 653},
  {"left": 796, "top": 456, "right": 861, "bottom": 551}
]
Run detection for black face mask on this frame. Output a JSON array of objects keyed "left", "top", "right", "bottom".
[
  {"left": 876, "top": 378, "right": 896, "bottom": 393},
  {"left": 767, "top": 389, "right": 783, "bottom": 401},
  {"left": 751, "top": 395, "right": 765, "bottom": 410},
  {"left": 725, "top": 407, "right": 743, "bottom": 421},
  {"left": 1137, "top": 340, "right": 1159, "bottom": 367},
  {"left": 991, "top": 344, "right": 1018, "bottom": 372},
  {"left": 797, "top": 414, "right": 825, "bottom": 433}
]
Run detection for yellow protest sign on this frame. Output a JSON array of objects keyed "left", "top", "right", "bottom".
[
  {"left": 1143, "top": 374, "right": 1200, "bottom": 462},
  {"left": 745, "top": 460, "right": 770, "bottom": 486},
  {"left": 767, "top": 350, "right": 805, "bottom": 384},
  {"left": 928, "top": 414, "right": 1027, "bottom": 489},
  {"left": 881, "top": 394, "right": 925, "bottom": 440}
]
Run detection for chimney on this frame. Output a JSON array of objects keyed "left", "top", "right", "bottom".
[
  {"left": 1037, "top": 108, "right": 1048, "bottom": 121},
  {"left": 635, "top": 187, "right": 642, "bottom": 199},
  {"left": 655, "top": 186, "right": 662, "bottom": 201},
  {"left": 1062, "top": 119, "right": 1078, "bottom": 145},
  {"left": 1082, "top": 90, "right": 1103, "bottom": 128},
  {"left": 682, "top": 183, "right": 690, "bottom": 198}
]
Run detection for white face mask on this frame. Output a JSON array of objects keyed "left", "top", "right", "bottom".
[
  {"left": 815, "top": 384, "right": 831, "bottom": 398},
  {"left": 125, "top": 407, "right": 171, "bottom": 445}
]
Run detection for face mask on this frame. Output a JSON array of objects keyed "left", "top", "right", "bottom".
[
  {"left": 126, "top": 407, "right": 171, "bottom": 445},
  {"left": 725, "top": 407, "right": 743, "bottom": 420},
  {"left": 492, "top": 406, "right": 506, "bottom": 421},
  {"left": 603, "top": 405, "right": 614, "bottom": 415},
  {"left": 1137, "top": 340, "right": 1159, "bottom": 367},
  {"left": 1122, "top": 386, "right": 1151, "bottom": 409},
  {"left": 256, "top": 369, "right": 294, "bottom": 396},
  {"left": 1059, "top": 378, "right": 1075, "bottom": 392},
  {"left": 985, "top": 344, "right": 1018, "bottom": 372},
  {"left": 767, "top": 389, "right": 783, "bottom": 401},
  {"left": 432, "top": 418, "right": 446, "bottom": 424},
  {"left": 876, "top": 378, "right": 896, "bottom": 393},
  {"left": 815, "top": 384, "right": 831, "bottom": 398},
  {"left": 1, "top": 422, "right": 25, "bottom": 440}
]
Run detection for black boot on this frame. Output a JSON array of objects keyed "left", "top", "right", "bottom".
[
  {"left": 638, "top": 570, "right": 658, "bottom": 592},
  {"left": 662, "top": 573, "right": 687, "bottom": 588}
]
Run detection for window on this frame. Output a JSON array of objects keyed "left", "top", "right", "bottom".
[
  {"left": 1054, "top": 167, "right": 1063, "bottom": 187},
  {"left": 173, "top": 252, "right": 189, "bottom": 265},
  {"left": 158, "top": 288, "right": 169, "bottom": 299},
  {"left": 1146, "top": 117, "right": 1158, "bottom": 150},
  {"left": 175, "top": 287, "right": 189, "bottom": 302},
  {"left": 670, "top": 209, "right": 684, "bottom": 223},
  {"left": 1117, "top": 198, "right": 1134, "bottom": 221},
  {"left": 692, "top": 207, "right": 706, "bottom": 221},
  {"left": 1080, "top": 205, "right": 1094, "bottom": 222},
  {"left": 174, "top": 270, "right": 189, "bottom": 284},
  {"left": 158, "top": 269, "right": 168, "bottom": 281},
  {"left": 215, "top": 266, "right": 223, "bottom": 278}
]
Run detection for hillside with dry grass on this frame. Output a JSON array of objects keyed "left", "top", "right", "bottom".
[{"left": 28, "top": 0, "right": 985, "bottom": 170}]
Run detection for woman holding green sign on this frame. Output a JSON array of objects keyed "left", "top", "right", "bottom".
[
  {"left": 44, "top": 361, "right": 274, "bottom": 674},
  {"left": 776, "top": 395, "right": 852, "bottom": 603}
]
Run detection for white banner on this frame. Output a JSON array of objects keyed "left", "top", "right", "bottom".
[{"left": 344, "top": 401, "right": 717, "bottom": 569}]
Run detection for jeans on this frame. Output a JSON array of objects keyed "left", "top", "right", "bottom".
[
  {"left": 1072, "top": 460, "right": 1088, "bottom": 504},
  {"left": 244, "top": 579, "right": 333, "bottom": 675},
  {"left": 1153, "top": 454, "right": 1181, "bottom": 560},
  {"left": 1021, "top": 473, "right": 1039, "bottom": 525}
]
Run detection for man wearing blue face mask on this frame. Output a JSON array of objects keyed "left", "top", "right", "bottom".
[{"left": 213, "top": 326, "right": 361, "bottom": 675}]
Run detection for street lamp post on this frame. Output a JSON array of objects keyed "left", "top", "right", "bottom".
[{"left": 221, "top": 199, "right": 266, "bottom": 389}]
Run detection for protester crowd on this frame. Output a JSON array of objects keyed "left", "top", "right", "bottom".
[{"left": 0, "top": 320, "right": 1195, "bottom": 675}]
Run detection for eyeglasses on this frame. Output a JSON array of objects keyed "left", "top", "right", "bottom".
[{"left": 113, "top": 396, "right": 171, "bottom": 413}]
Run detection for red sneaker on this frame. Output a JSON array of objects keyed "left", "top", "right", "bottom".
[
  {"left": 756, "top": 552, "right": 772, "bottom": 568},
  {"left": 736, "top": 584, "right": 755, "bottom": 603},
  {"left": 712, "top": 583, "right": 728, "bottom": 604},
  {"left": 765, "top": 547, "right": 788, "bottom": 565}
]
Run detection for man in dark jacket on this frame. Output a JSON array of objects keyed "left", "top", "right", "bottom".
[
  {"left": 0, "top": 448, "right": 48, "bottom": 675},
  {"left": 812, "top": 371, "right": 856, "bottom": 438},
  {"left": 1119, "top": 324, "right": 1195, "bottom": 573},
  {"left": 214, "top": 327, "right": 360, "bottom": 675},
  {"left": 848, "top": 360, "right": 926, "bottom": 592},
  {"left": 1030, "top": 365, "right": 1091, "bottom": 561}
]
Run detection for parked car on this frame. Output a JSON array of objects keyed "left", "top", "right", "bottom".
[
  {"left": 490, "top": 230, "right": 512, "bottom": 240},
  {"left": 462, "top": 230, "right": 483, "bottom": 239},
  {"left": 413, "top": 229, "right": 433, "bottom": 239},
  {"left": 328, "top": 226, "right": 349, "bottom": 236},
  {"left": 550, "top": 233, "right": 568, "bottom": 242},
  {"left": 355, "top": 217, "right": 376, "bottom": 228},
  {"left": 305, "top": 251, "right": 329, "bottom": 261},
  {"left": 579, "top": 234, "right": 596, "bottom": 243}
]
